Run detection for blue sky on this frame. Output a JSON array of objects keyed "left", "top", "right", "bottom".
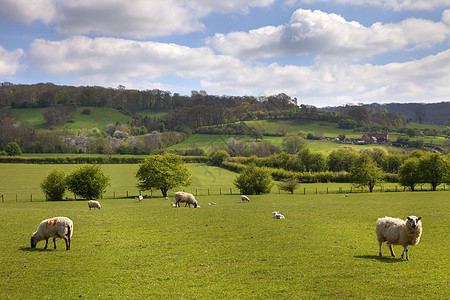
[{"left": 0, "top": 0, "right": 449, "bottom": 107}]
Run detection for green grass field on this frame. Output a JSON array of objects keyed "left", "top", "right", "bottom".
[{"left": 0, "top": 189, "right": 448, "bottom": 299}]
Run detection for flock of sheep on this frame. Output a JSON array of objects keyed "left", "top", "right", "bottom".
[{"left": 29, "top": 192, "right": 423, "bottom": 260}]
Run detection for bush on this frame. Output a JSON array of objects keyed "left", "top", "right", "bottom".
[
  {"left": 233, "top": 164, "right": 273, "bottom": 195},
  {"left": 278, "top": 180, "right": 298, "bottom": 194},
  {"left": 66, "top": 165, "right": 110, "bottom": 199},
  {"left": 40, "top": 169, "right": 67, "bottom": 201}
]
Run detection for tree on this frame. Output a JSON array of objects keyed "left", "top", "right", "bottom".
[
  {"left": 350, "top": 154, "right": 383, "bottom": 192},
  {"left": 40, "top": 169, "right": 67, "bottom": 201},
  {"left": 327, "top": 149, "right": 358, "bottom": 172},
  {"left": 210, "top": 150, "right": 230, "bottom": 166},
  {"left": 398, "top": 157, "right": 420, "bottom": 191},
  {"left": 281, "top": 135, "right": 306, "bottom": 154},
  {"left": 299, "top": 148, "right": 327, "bottom": 172},
  {"left": 66, "top": 165, "right": 110, "bottom": 199},
  {"left": 233, "top": 164, "right": 273, "bottom": 195},
  {"left": 136, "top": 152, "right": 191, "bottom": 197},
  {"left": 417, "top": 153, "right": 450, "bottom": 191},
  {"left": 5, "top": 142, "right": 22, "bottom": 156},
  {"left": 278, "top": 180, "right": 298, "bottom": 194}
]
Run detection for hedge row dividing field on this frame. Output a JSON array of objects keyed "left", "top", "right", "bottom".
[{"left": 0, "top": 191, "right": 448, "bottom": 299}]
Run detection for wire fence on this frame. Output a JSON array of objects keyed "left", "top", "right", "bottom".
[{"left": 1, "top": 183, "right": 447, "bottom": 203}]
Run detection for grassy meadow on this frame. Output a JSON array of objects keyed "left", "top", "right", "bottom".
[{"left": 0, "top": 190, "right": 448, "bottom": 299}]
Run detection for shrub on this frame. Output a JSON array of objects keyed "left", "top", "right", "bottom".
[
  {"left": 40, "top": 169, "right": 67, "bottom": 201},
  {"left": 233, "top": 164, "right": 273, "bottom": 195}
]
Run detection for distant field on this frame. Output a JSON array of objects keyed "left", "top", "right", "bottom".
[
  {"left": 244, "top": 119, "right": 363, "bottom": 139},
  {"left": 0, "top": 190, "right": 448, "bottom": 298}
]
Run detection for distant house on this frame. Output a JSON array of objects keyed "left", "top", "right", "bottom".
[{"left": 361, "top": 133, "right": 390, "bottom": 144}]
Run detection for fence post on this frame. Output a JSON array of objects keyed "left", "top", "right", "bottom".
[
  {"left": 114, "top": 191, "right": 116, "bottom": 199},
  {"left": 127, "top": 191, "right": 129, "bottom": 197},
  {"left": 395, "top": 186, "right": 397, "bottom": 192},
  {"left": 30, "top": 194, "right": 32, "bottom": 202},
  {"left": 1, "top": 195, "right": 3, "bottom": 203},
  {"left": 230, "top": 188, "right": 232, "bottom": 195},
  {"left": 16, "top": 195, "right": 18, "bottom": 203},
  {"left": 208, "top": 189, "right": 210, "bottom": 196},
  {"left": 316, "top": 188, "right": 317, "bottom": 194},
  {"left": 304, "top": 188, "right": 306, "bottom": 195},
  {"left": 220, "top": 188, "right": 222, "bottom": 195}
]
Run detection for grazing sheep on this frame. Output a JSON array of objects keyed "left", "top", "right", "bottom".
[
  {"left": 171, "top": 202, "right": 177, "bottom": 207},
  {"left": 175, "top": 192, "right": 198, "bottom": 208},
  {"left": 165, "top": 197, "right": 169, "bottom": 200},
  {"left": 376, "top": 216, "right": 422, "bottom": 260},
  {"left": 272, "top": 211, "right": 285, "bottom": 219},
  {"left": 66, "top": 197, "right": 75, "bottom": 201},
  {"left": 241, "top": 195, "right": 250, "bottom": 202},
  {"left": 31, "top": 217, "right": 73, "bottom": 250},
  {"left": 88, "top": 200, "right": 101, "bottom": 210},
  {"left": 138, "top": 195, "right": 143, "bottom": 202}
]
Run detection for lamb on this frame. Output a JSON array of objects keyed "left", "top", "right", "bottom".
[
  {"left": 376, "top": 216, "right": 422, "bottom": 260},
  {"left": 272, "top": 211, "right": 285, "bottom": 219},
  {"left": 138, "top": 195, "right": 143, "bottom": 202},
  {"left": 88, "top": 200, "right": 101, "bottom": 210},
  {"left": 241, "top": 195, "right": 250, "bottom": 202},
  {"left": 175, "top": 191, "right": 198, "bottom": 208},
  {"left": 31, "top": 217, "right": 73, "bottom": 250}
]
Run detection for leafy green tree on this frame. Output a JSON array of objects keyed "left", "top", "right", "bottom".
[
  {"left": 327, "top": 149, "right": 358, "bottom": 172},
  {"left": 136, "top": 152, "right": 191, "bottom": 197},
  {"left": 40, "top": 169, "right": 67, "bottom": 201},
  {"left": 209, "top": 150, "right": 230, "bottom": 166},
  {"left": 5, "top": 142, "right": 22, "bottom": 156},
  {"left": 233, "top": 164, "right": 273, "bottom": 195},
  {"left": 350, "top": 153, "right": 383, "bottom": 192},
  {"left": 66, "top": 165, "right": 110, "bottom": 199},
  {"left": 299, "top": 148, "right": 327, "bottom": 172},
  {"left": 278, "top": 180, "right": 298, "bottom": 194},
  {"left": 281, "top": 135, "right": 306, "bottom": 154},
  {"left": 417, "top": 153, "right": 450, "bottom": 191},
  {"left": 398, "top": 157, "right": 420, "bottom": 191}
]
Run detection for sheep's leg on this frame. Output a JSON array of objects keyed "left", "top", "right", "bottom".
[
  {"left": 378, "top": 242, "right": 382, "bottom": 256},
  {"left": 64, "top": 237, "right": 70, "bottom": 250},
  {"left": 44, "top": 238, "right": 49, "bottom": 249},
  {"left": 388, "top": 244, "right": 396, "bottom": 257},
  {"left": 401, "top": 247, "right": 409, "bottom": 260},
  {"left": 53, "top": 237, "right": 57, "bottom": 249}
]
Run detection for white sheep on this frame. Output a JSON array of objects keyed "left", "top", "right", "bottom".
[
  {"left": 175, "top": 191, "right": 198, "bottom": 208},
  {"left": 31, "top": 217, "right": 73, "bottom": 250},
  {"left": 138, "top": 195, "right": 143, "bottom": 202},
  {"left": 171, "top": 202, "right": 177, "bottom": 207},
  {"left": 376, "top": 216, "right": 422, "bottom": 260},
  {"left": 88, "top": 200, "right": 101, "bottom": 210},
  {"left": 165, "top": 197, "right": 169, "bottom": 200},
  {"left": 241, "top": 195, "right": 250, "bottom": 202},
  {"left": 272, "top": 211, "right": 285, "bottom": 219}
]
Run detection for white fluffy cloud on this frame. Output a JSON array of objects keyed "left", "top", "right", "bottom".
[
  {"left": 0, "top": 0, "right": 275, "bottom": 38},
  {"left": 28, "top": 36, "right": 450, "bottom": 106},
  {"left": 207, "top": 9, "right": 450, "bottom": 60},
  {"left": 286, "top": 0, "right": 450, "bottom": 11},
  {"left": 0, "top": 46, "right": 24, "bottom": 76}
]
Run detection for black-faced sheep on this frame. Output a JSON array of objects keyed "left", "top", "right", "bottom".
[
  {"left": 175, "top": 192, "right": 198, "bottom": 208},
  {"left": 241, "top": 195, "right": 250, "bottom": 202},
  {"left": 376, "top": 216, "right": 422, "bottom": 260},
  {"left": 88, "top": 200, "right": 101, "bottom": 210},
  {"left": 31, "top": 217, "right": 73, "bottom": 250}
]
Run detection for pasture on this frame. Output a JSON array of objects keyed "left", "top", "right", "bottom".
[{"left": 0, "top": 191, "right": 448, "bottom": 299}]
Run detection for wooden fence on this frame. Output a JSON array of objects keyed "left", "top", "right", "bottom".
[{"left": 1, "top": 183, "right": 447, "bottom": 203}]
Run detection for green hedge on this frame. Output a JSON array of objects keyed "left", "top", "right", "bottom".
[{"left": 0, "top": 155, "right": 210, "bottom": 164}]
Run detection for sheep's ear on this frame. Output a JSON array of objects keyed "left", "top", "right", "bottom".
[
  {"left": 407, "top": 217, "right": 411, "bottom": 221},
  {"left": 417, "top": 217, "right": 421, "bottom": 221}
]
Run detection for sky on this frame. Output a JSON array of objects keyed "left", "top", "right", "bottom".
[{"left": 0, "top": 0, "right": 449, "bottom": 107}]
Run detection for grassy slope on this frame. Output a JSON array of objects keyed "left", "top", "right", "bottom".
[{"left": 0, "top": 190, "right": 448, "bottom": 299}]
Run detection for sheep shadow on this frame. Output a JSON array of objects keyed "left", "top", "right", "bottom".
[
  {"left": 355, "top": 255, "right": 406, "bottom": 263},
  {"left": 19, "top": 246, "right": 52, "bottom": 252}
]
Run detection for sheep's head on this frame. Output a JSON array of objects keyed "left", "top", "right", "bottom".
[
  {"left": 406, "top": 216, "right": 422, "bottom": 229},
  {"left": 193, "top": 202, "right": 198, "bottom": 208},
  {"left": 30, "top": 236, "right": 37, "bottom": 248}
]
